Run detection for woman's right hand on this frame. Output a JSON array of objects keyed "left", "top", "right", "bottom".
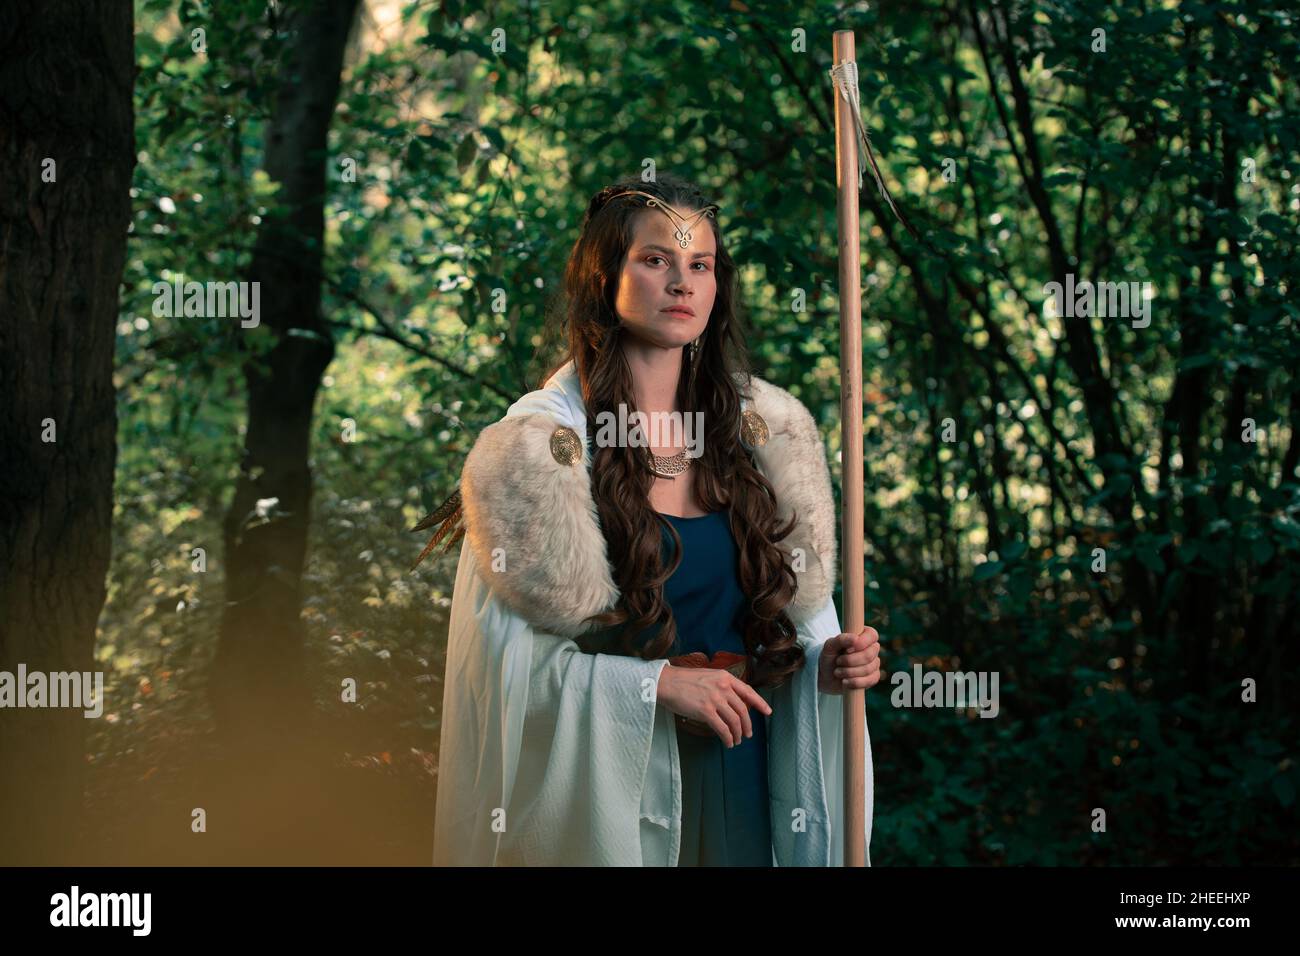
[{"left": 656, "top": 665, "right": 773, "bottom": 747}]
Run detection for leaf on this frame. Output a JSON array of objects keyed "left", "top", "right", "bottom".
[
  {"left": 1135, "top": 545, "right": 1165, "bottom": 575},
  {"left": 455, "top": 134, "right": 477, "bottom": 173},
  {"left": 1042, "top": 171, "right": 1078, "bottom": 188}
]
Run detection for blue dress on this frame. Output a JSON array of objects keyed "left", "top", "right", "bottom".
[{"left": 579, "top": 509, "right": 772, "bottom": 866}]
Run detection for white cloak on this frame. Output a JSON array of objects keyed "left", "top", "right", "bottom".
[{"left": 432, "top": 359, "right": 874, "bottom": 866}]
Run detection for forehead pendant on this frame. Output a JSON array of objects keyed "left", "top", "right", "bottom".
[{"left": 605, "top": 189, "right": 719, "bottom": 248}]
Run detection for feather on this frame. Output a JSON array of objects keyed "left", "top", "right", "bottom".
[
  {"left": 409, "top": 486, "right": 465, "bottom": 572},
  {"left": 857, "top": 114, "right": 921, "bottom": 240},
  {"left": 829, "top": 59, "right": 921, "bottom": 241}
]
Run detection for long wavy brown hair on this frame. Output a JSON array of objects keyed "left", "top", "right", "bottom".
[{"left": 538, "top": 173, "right": 806, "bottom": 691}]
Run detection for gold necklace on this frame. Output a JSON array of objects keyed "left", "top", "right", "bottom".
[{"left": 648, "top": 448, "right": 690, "bottom": 478}]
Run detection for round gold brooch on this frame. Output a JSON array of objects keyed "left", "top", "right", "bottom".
[
  {"left": 740, "top": 408, "right": 770, "bottom": 448},
  {"left": 549, "top": 425, "right": 582, "bottom": 465}
]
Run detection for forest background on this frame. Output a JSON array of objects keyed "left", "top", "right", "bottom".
[{"left": 1, "top": 0, "right": 1296, "bottom": 864}]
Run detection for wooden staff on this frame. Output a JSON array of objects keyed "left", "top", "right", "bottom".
[{"left": 831, "top": 29, "right": 867, "bottom": 868}]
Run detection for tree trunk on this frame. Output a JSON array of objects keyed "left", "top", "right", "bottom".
[
  {"left": 0, "top": 0, "right": 135, "bottom": 863},
  {"left": 210, "top": 0, "right": 360, "bottom": 752}
]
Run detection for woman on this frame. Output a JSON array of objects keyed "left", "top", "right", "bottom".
[{"left": 431, "top": 174, "right": 883, "bottom": 866}]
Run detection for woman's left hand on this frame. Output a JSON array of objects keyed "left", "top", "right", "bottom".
[{"left": 817, "top": 625, "right": 884, "bottom": 695}]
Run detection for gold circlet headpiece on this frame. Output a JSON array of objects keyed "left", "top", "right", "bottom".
[{"left": 603, "top": 190, "right": 719, "bottom": 248}]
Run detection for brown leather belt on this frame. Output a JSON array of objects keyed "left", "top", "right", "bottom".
[{"left": 667, "top": 651, "right": 753, "bottom": 737}]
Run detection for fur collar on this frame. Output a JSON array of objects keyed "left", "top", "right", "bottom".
[{"left": 458, "top": 361, "right": 837, "bottom": 637}]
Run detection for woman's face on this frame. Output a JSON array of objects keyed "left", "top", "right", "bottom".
[{"left": 614, "top": 206, "right": 716, "bottom": 350}]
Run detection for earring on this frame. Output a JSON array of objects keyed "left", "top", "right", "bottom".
[{"left": 688, "top": 331, "right": 704, "bottom": 390}]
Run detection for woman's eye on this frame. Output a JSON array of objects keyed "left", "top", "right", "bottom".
[{"left": 645, "top": 256, "right": 709, "bottom": 272}]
